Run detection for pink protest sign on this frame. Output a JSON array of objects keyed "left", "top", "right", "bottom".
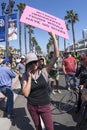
[{"left": 20, "top": 6, "right": 69, "bottom": 39}]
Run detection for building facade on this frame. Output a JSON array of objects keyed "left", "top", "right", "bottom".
[{"left": 67, "top": 38, "right": 87, "bottom": 55}]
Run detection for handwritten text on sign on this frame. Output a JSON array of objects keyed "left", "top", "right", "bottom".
[{"left": 20, "top": 6, "right": 69, "bottom": 39}]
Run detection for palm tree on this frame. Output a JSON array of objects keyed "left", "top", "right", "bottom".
[
  {"left": 46, "top": 37, "right": 53, "bottom": 53},
  {"left": 1, "top": 2, "right": 6, "bottom": 15},
  {"left": 64, "top": 10, "right": 79, "bottom": 51},
  {"left": 35, "top": 45, "right": 41, "bottom": 54},
  {"left": 16, "top": 3, "right": 26, "bottom": 56},
  {"left": 24, "top": 24, "right": 27, "bottom": 54},
  {"left": 17, "top": 49, "right": 21, "bottom": 55},
  {"left": 64, "top": 23, "right": 69, "bottom": 50},
  {"left": 9, "top": 46, "right": 14, "bottom": 53},
  {"left": 46, "top": 43, "right": 50, "bottom": 53},
  {"left": 31, "top": 37, "right": 38, "bottom": 52},
  {"left": 14, "top": 48, "right": 17, "bottom": 54},
  {"left": 0, "top": 48, "right": 5, "bottom": 55},
  {"left": 56, "top": 35, "right": 59, "bottom": 48},
  {"left": 26, "top": 25, "right": 34, "bottom": 52}
]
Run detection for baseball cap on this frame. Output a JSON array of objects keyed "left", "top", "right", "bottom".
[
  {"left": 3, "top": 57, "right": 10, "bottom": 63},
  {"left": 26, "top": 52, "right": 38, "bottom": 64},
  {"left": 21, "top": 55, "right": 25, "bottom": 59}
]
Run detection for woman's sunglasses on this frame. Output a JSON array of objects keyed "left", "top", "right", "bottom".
[{"left": 28, "top": 61, "right": 38, "bottom": 66}]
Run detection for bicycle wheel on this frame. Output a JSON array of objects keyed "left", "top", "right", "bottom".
[
  {"left": 58, "top": 90, "right": 77, "bottom": 113},
  {"left": 76, "top": 102, "right": 87, "bottom": 130}
]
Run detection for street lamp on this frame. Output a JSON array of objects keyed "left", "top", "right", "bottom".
[
  {"left": 1, "top": 0, "right": 15, "bottom": 57},
  {"left": 1, "top": 2, "right": 6, "bottom": 15},
  {"left": 6, "top": 0, "right": 15, "bottom": 13}
]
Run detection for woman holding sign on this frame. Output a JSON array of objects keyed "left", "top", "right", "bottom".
[{"left": 22, "top": 32, "right": 59, "bottom": 130}]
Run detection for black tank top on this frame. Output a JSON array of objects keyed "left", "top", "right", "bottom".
[{"left": 27, "top": 73, "right": 50, "bottom": 106}]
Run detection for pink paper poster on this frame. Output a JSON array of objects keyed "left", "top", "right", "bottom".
[{"left": 20, "top": 6, "right": 69, "bottom": 39}]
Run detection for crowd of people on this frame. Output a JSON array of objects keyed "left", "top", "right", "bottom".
[{"left": 0, "top": 33, "right": 87, "bottom": 129}]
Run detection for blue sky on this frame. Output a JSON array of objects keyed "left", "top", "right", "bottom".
[{"left": 0, "top": 0, "right": 87, "bottom": 54}]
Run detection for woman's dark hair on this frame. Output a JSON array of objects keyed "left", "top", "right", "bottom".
[
  {"left": 25, "top": 63, "right": 30, "bottom": 71},
  {"left": 25, "top": 61, "right": 38, "bottom": 71}
]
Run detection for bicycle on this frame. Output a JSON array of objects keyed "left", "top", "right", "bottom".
[
  {"left": 58, "top": 87, "right": 78, "bottom": 114},
  {"left": 75, "top": 87, "right": 87, "bottom": 130},
  {"left": 75, "top": 101, "right": 87, "bottom": 130},
  {"left": 50, "top": 85, "right": 78, "bottom": 114}
]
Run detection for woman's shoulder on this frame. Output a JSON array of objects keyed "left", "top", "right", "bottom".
[{"left": 40, "top": 68, "right": 49, "bottom": 82}]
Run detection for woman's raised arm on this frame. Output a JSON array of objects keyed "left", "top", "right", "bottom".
[{"left": 46, "top": 32, "right": 59, "bottom": 73}]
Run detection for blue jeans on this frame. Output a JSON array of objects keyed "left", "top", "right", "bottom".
[
  {"left": 65, "top": 72, "right": 78, "bottom": 88},
  {"left": 0, "top": 86, "right": 14, "bottom": 116}
]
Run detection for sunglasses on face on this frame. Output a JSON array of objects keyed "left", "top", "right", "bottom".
[{"left": 28, "top": 61, "right": 38, "bottom": 66}]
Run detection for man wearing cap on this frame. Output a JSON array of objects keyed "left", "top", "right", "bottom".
[
  {"left": 8, "top": 19, "right": 17, "bottom": 41},
  {"left": 0, "top": 57, "right": 16, "bottom": 118}
]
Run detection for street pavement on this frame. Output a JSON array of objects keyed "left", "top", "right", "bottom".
[{"left": 0, "top": 72, "right": 80, "bottom": 130}]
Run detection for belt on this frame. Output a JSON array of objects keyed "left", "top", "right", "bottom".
[{"left": 0, "top": 85, "right": 10, "bottom": 88}]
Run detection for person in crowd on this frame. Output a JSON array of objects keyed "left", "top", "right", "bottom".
[
  {"left": 46, "top": 51, "right": 61, "bottom": 94},
  {"left": 15, "top": 55, "right": 25, "bottom": 93},
  {"left": 62, "top": 51, "right": 78, "bottom": 91},
  {"left": 73, "top": 51, "right": 80, "bottom": 70},
  {"left": 38, "top": 57, "right": 46, "bottom": 70},
  {"left": 22, "top": 32, "right": 59, "bottom": 130},
  {"left": 15, "top": 56, "right": 21, "bottom": 66},
  {"left": 74, "top": 51, "right": 79, "bottom": 62},
  {"left": 8, "top": 20, "right": 17, "bottom": 41},
  {"left": 69, "top": 56, "right": 87, "bottom": 112},
  {"left": 0, "top": 57, "right": 16, "bottom": 119},
  {"left": 0, "top": 54, "right": 4, "bottom": 64}
]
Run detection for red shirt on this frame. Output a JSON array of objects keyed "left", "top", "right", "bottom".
[{"left": 62, "top": 56, "right": 77, "bottom": 74}]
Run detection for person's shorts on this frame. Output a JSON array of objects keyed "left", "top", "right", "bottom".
[{"left": 49, "top": 75, "right": 59, "bottom": 82}]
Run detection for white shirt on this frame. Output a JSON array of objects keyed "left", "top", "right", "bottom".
[{"left": 8, "top": 27, "right": 17, "bottom": 41}]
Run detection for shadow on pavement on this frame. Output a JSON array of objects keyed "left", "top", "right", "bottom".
[
  {"left": 10, "top": 107, "right": 34, "bottom": 130},
  {"left": 54, "top": 122, "right": 76, "bottom": 130},
  {"left": 13, "top": 88, "right": 22, "bottom": 95}
]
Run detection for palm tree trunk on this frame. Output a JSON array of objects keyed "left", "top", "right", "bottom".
[
  {"left": 19, "top": 12, "right": 22, "bottom": 56},
  {"left": 24, "top": 24, "right": 27, "bottom": 54},
  {"left": 29, "top": 26, "right": 32, "bottom": 52},
  {"left": 71, "top": 22, "right": 75, "bottom": 51},
  {"left": 56, "top": 36, "right": 59, "bottom": 48},
  {"left": 64, "top": 38, "right": 66, "bottom": 51}
]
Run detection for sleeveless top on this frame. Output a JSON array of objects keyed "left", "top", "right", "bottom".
[{"left": 23, "top": 69, "right": 50, "bottom": 106}]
